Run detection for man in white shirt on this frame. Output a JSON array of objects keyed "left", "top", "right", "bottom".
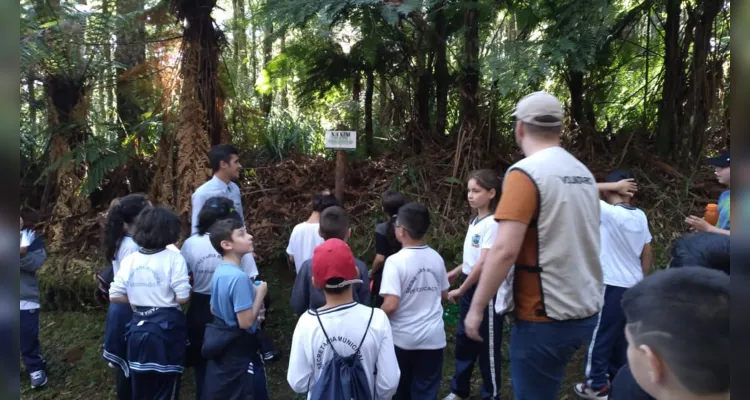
[
  {"left": 286, "top": 191, "right": 340, "bottom": 273},
  {"left": 191, "top": 144, "right": 244, "bottom": 235},
  {"left": 575, "top": 170, "right": 651, "bottom": 400},
  {"left": 287, "top": 239, "right": 400, "bottom": 399},
  {"left": 380, "top": 202, "right": 450, "bottom": 400}
]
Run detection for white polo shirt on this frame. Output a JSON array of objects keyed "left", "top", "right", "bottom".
[
  {"left": 462, "top": 215, "right": 497, "bottom": 275},
  {"left": 181, "top": 234, "right": 259, "bottom": 294},
  {"left": 599, "top": 201, "right": 652, "bottom": 288},
  {"left": 286, "top": 222, "right": 324, "bottom": 273},
  {"left": 113, "top": 235, "right": 140, "bottom": 276},
  {"left": 110, "top": 249, "right": 191, "bottom": 308},
  {"left": 379, "top": 245, "right": 450, "bottom": 350},
  {"left": 287, "top": 303, "right": 400, "bottom": 399}
]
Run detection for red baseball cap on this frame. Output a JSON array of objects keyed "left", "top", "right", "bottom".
[{"left": 312, "top": 239, "right": 362, "bottom": 289}]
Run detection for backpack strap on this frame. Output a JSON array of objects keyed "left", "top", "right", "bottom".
[
  {"left": 314, "top": 310, "right": 341, "bottom": 358},
  {"left": 355, "top": 307, "right": 375, "bottom": 354}
]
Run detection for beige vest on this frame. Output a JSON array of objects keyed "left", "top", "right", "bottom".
[{"left": 507, "top": 146, "right": 603, "bottom": 320}]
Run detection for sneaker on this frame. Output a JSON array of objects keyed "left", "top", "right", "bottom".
[
  {"left": 442, "top": 394, "right": 467, "bottom": 400},
  {"left": 30, "top": 370, "right": 47, "bottom": 389},
  {"left": 263, "top": 350, "right": 282, "bottom": 362},
  {"left": 107, "top": 362, "right": 116, "bottom": 369},
  {"left": 574, "top": 382, "right": 609, "bottom": 399}
]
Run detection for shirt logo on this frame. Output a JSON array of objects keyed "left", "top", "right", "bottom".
[
  {"left": 471, "top": 234, "right": 481, "bottom": 248},
  {"left": 556, "top": 175, "right": 593, "bottom": 185}
]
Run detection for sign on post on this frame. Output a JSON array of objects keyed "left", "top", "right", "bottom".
[{"left": 325, "top": 131, "right": 357, "bottom": 151}]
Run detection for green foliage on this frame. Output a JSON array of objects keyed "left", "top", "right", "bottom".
[{"left": 256, "top": 109, "right": 325, "bottom": 161}]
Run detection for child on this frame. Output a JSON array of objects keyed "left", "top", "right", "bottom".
[
  {"left": 290, "top": 206, "right": 370, "bottom": 316},
  {"left": 101, "top": 193, "right": 151, "bottom": 399},
  {"left": 287, "top": 238, "right": 400, "bottom": 398},
  {"left": 109, "top": 206, "right": 191, "bottom": 399},
  {"left": 685, "top": 149, "right": 730, "bottom": 235},
  {"left": 609, "top": 231, "right": 731, "bottom": 400},
  {"left": 202, "top": 218, "right": 269, "bottom": 400},
  {"left": 574, "top": 171, "right": 651, "bottom": 400},
  {"left": 620, "top": 268, "right": 729, "bottom": 400},
  {"left": 20, "top": 216, "right": 47, "bottom": 389},
  {"left": 287, "top": 190, "right": 340, "bottom": 273},
  {"left": 369, "top": 191, "right": 405, "bottom": 307},
  {"left": 444, "top": 170, "right": 506, "bottom": 400},
  {"left": 180, "top": 196, "right": 263, "bottom": 399},
  {"left": 380, "top": 202, "right": 450, "bottom": 400}
]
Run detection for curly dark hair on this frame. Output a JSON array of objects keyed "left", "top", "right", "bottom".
[{"left": 133, "top": 206, "right": 181, "bottom": 249}]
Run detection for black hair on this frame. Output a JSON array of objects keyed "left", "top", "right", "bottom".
[
  {"left": 209, "top": 218, "right": 245, "bottom": 256},
  {"left": 669, "top": 232, "right": 730, "bottom": 275},
  {"left": 312, "top": 191, "right": 340, "bottom": 213},
  {"left": 319, "top": 206, "right": 349, "bottom": 240},
  {"left": 397, "top": 202, "right": 430, "bottom": 240},
  {"left": 132, "top": 206, "right": 181, "bottom": 250},
  {"left": 467, "top": 169, "right": 502, "bottom": 211},
  {"left": 208, "top": 144, "right": 239, "bottom": 172},
  {"left": 322, "top": 277, "right": 350, "bottom": 295},
  {"left": 622, "top": 267, "right": 729, "bottom": 395},
  {"left": 197, "top": 197, "right": 239, "bottom": 235},
  {"left": 382, "top": 191, "right": 406, "bottom": 247},
  {"left": 102, "top": 194, "right": 150, "bottom": 261}
]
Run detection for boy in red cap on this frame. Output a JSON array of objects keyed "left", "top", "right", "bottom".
[{"left": 287, "top": 238, "right": 400, "bottom": 399}]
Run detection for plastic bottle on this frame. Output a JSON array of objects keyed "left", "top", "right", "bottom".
[{"left": 704, "top": 203, "right": 719, "bottom": 227}]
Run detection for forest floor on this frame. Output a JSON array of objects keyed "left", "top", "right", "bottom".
[{"left": 20, "top": 259, "right": 594, "bottom": 400}]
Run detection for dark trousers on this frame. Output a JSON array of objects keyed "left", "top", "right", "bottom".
[
  {"left": 115, "top": 367, "right": 132, "bottom": 400},
  {"left": 20, "top": 309, "right": 45, "bottom": 373},
  {"left": 131, "top": 372, "right": 181, "bottom": 400},
  {"left": 250, "top": 352, "right": 269, "bottom": 400},
  {"left": 510, "top": 315, "right": 597, "bottom": 400},
  {"left": 372, "top": 272, "right": 384, "bottom": 308},
  {"left": 585, "top": 285, "right": 628, "bottom": 390},
  {"left": 393, "top": 347, "right": 444, "bottom": 400},
  {"left": 450, "top": 279, "right": 503, "bottom": 399}
]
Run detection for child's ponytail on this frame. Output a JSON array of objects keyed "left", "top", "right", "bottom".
[{"left": 102, "top": 194, "right": 150, "bottom": 262}]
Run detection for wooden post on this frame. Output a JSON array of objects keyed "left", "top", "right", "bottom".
[{"left": 335, "top": 151, "right": 346, "bottom": 204}]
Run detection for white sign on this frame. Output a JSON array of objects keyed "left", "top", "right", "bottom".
[{"left": 325, "top": 131, "right": 357, "bottom": 150}]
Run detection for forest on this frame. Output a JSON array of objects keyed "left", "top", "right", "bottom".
[{"left": 19, "top": 0, "right": 729, "bottom": 398}]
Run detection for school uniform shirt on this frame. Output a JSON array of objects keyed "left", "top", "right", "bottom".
[
  {"left": 210, "top": 261, "right": 259, "bottom": 332},
  {"left": 287, "top": 302, "right": 400, "bottom": 399},
  {"left": 599, "top": 201, "right": 652, "bottom": 288},
  {"left": 379, "top": 245, "right": 450, "bottom": 350},
  {"left": 113, "top": 235, "right": 140, "bottom": 276},
  {"left": 190, "top": 175, "right": 244, "bottom": 235},
  {"left": 286, "top": 222, "right": 325, "bottom": 273},
  {"left": 109, "top": 249, "right": 191, "bottom": 308},
  {"left": 462, "top": 215, "right": 497, "bottom": 274},
  {"left": 181, "top": 234, "right": 259, "bottom": 294}
]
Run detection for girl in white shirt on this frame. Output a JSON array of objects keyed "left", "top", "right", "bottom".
[
  {"left": 110, "top": 206, "right": 191, "bottom": 400},
  {"left": 444, "top": 170, "right": 508, "bottom": 400},
  {"left": 101, "top": 194, "right": 151, "bottom": 399}
]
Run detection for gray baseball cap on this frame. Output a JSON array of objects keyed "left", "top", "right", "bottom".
[{"left": 511, "top": 91, "right": 564, "bottom": 127}]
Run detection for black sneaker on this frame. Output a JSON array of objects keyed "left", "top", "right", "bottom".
[{"left": 263, "top": 350, "right": 282, "bottom": 362}]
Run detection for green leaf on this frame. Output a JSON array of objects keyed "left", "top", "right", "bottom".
[{"left": 444, "top": 177, "right": 462, "bottom": 185}]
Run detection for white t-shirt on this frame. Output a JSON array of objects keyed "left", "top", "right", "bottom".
[
  {"left": 110, "top": 249, "right": 191, "bottom": 308},
  {"left": 181, "top": 234, "right": 259, "bottom": 294},
  {"left": 599, "top": 201, "right": 652, "bottom": 288},
  {"left": 287, "top": 303, "right": 400, "bottom": 400},
  {"left": 462, "top": 215, "right": 497, "bottom": 274},
  {"left": 113, "top": 236, "right": 140, "bottom": 276},
  {"left": 286, "top": 222, "right": 324, "bottom": 273},
  {"left": 379, "top": 245, "right": 450, "bottom": 350}
]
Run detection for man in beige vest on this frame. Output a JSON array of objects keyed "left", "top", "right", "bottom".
[{"left": 465, "top": 92, "right": 603, "bottom": 399}]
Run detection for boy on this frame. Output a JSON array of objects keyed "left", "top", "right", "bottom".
[
  {"left": 287, "top": 191, "right": 340, "bottom": 273},
  {"left": 202, "top": 219, "right": 269, "bottom": 400},
  {"left": 20, "top": 216, "right": 47, "bottom": 389},
  {"left": 380, "top": 202, "right": 450, "bottom": 399},
  {"left": 290, "top": 206, "right": 370, "bottom": 316},
  {"left": 574, "top": 171, "right": 652, "bottom": 399},
  {"left": 191, "top": 144, "right": 244, "bottom": 235},
  {"left": 621, "top": 267, "right": 729, "bottom": 400},
  {"left": 686, "top": 149, "right": 730, "bottom": 235},
  {"left": 287, "top": 239, "right": 400, "bottom": 398}
]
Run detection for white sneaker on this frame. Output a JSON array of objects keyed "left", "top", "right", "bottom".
[
  {"left": 107, "top": 362, "right": 116, "bottom": 369},
  {"left": 442, "top": 394, "right": 466, "bottom": 400},
  {"left": 574, "top": 382, "right": 609, "bottom": 399}
]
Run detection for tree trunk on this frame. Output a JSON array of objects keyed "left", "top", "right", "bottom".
[
  {"left": 101, "top": 0, "right": 113, "bottom": 124},
  {"left": 249, "top": 0, "right": 257, "bottom": 94},
  {"left": 27, "top": 77, "right": 37, "bottom": 135},
  {"left": 364, "top": 68, "right": 374, "bottom": 156},
  {"left": 280, "top": 32, "right": 288, "bottom": 109},
  {"left": 233, "top": 0, "right": 249, "bottom": 81},
  {"left": 115, "top": 0, "right": 146, "bottom": 141},
  {"left": 657, "top": 0, "right": 682, "bottom": 157},
  {"left": 434, "top": 3, "right": 448, "bottom": 138},
  {"left": 459, "top": 0, "right": 480, "bottom": 143},
  {"left": 415, "top": 49, "right": 431, "bottom": 140},
  {"left": 261, "top": 15, "right": 273, "bottom": 117}
]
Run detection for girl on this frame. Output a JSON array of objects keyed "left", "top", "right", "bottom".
[
  {"left": 109, "top": 206, "right": 191, "bottom": 400},
  {"left": 444, "top": 170, "right": 509, "bottom": 400},
  {"left": 101, "top": 193, "right": 151, "bottom": 399},
  {"left": 180, "top": 196, "right": 260, "bottom": 399},
  {"left": 369, "top": 190, "right": 405, "bottom": 307}
]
